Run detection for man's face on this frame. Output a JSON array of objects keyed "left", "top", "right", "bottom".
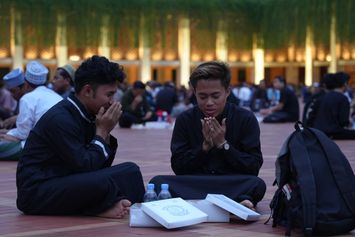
[
  {"left": 273, "top": 78, "right": 283, "bottom": 90},
  {"left": 9, "top": 85, "right": 25, "bottom": 101},
  {"left": 132, "top": 88, "right": 145, "bottom": 97},
  {"left": 194, "top": 79, "right": 230, "bottom": 118},
  {"left": 86, "top": 83, "right": 117, "bottom": 115},
  {"left": 52, "top": 69, "right": 70, "bottom": 94}
]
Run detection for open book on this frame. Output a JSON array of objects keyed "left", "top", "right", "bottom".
[{"left": 206, "top": 194, "right": 260, "bottom": 221}]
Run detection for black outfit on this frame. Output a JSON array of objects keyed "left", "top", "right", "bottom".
[
  {"left": 119, "top": 89, "right": 155, "bottom": 128},
  {"left": 302, "top": 90, "right": 325, "bottom": 127},
  {"left": 16, "top": 94, "right": 145, "bottom": 215},
  {"left": 155, "top": 86, "right": 178, "bottom": 114},
  {"left": 313, "top": 91, "right": 355, "bottom": 139},
  {"left": 263, "top": 87, "right": 299, "bottom": 123},
  {"left": 250, "top": 87, "right": 269, "bottom": 112},
  {"left": 150, "top": 103, "right": 266, "bottom": 205}
]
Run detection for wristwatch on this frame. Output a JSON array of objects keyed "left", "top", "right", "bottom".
[
  {"left": 218, "top": 140, "right": 230, "bottom": 151},
  {"left": 223, "top": 142, "right": 230, "bottom": 151}
]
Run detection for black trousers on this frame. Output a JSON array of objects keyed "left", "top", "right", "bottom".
[
  {"left": 18, "top": 162, "right": 145, "bottom": 215},
  {"left": 263, "top": 111, "right": 297, "bottom": 123},
  {"left": 328, "top": 129, "right": 355, "bottom": 140},
  {"left": 149, "top": 175, "right": 266, "bottom": 206}
]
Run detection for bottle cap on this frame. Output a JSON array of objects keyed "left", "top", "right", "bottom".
[
  {"left": 147, "top": 183, "right": 155, "bottom": 190},
  {"left": 161, "top": 183, "right": 169, "bottom": 190}
]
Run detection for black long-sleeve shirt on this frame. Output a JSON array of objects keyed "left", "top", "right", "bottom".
[
  {"left": 170, "top": 103, "right": 263, "bottom": 176},
  {"left": 16, "top": 94, "right": 117, "bottom": 191},
  {"left": 313, "top": 91, "right": 350, "bottom": 134}
]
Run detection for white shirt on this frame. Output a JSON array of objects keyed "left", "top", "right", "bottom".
[
  {"left": 238, "top": 86, "right": 252, "bottom": 102},
  {"left": 7, "top": 86, "right": 62, "bottom": 147}
]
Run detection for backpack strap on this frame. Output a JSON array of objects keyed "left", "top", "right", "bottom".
[
  {"left": 288, "top": 130, "right": 317, "bottom": 236},
  {"left": 309, "top": 128, "right": 355, "bottom": 215}
]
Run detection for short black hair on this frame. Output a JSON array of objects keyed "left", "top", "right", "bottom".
[
  {"left": 322, "top": 72, "right": 349, "bottom": 90},
  {"left": 133, "top": 80, "right": 146, "bottom": 89},
  {"left": 274, "top": 75, "right": 286, "bottom": 84},
  {"left": 74, "top": 55, "right": 125, "bottom": 93},
  {"left": 189, "top": 61, "right": 231, "bottom": 89}
]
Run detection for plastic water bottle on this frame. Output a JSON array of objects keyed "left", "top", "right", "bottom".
[
  {"left": 157, "top": 183, "right": 172, "bottom": 200},
  {"left": 162, "top": 111, "right": 168, "bottom": 122},
  {"left": 143, "top": 183, "right": 158, "bottom": 202}
]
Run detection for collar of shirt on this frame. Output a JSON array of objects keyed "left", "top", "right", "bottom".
[{"left": 67, "top": 94, "right": 96, "bottom": 123}]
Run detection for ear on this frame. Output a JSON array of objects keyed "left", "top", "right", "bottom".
[
  {"left": 226, "top": 86, "right": 231, "bottom": 96},
  {"left": 81, "top": 84, "right": 93, "bottom": 97}
]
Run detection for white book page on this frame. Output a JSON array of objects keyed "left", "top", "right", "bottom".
[{"left": 206, "top": 194, "right": 260, "bottom": 221}]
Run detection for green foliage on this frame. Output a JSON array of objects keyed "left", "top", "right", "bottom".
[{"left": 0, "top": 0, "right": 354, "bottom": 51}]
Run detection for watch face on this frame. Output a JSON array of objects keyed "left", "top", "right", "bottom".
[{"left": 224, "top": 142, "right": 230, "bottom": 150}]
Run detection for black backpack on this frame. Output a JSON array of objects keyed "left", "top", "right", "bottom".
[{"left": 268, "top": 122, "right": 355, "bottom": 236}]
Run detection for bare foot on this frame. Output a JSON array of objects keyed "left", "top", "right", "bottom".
[
  {"left": 97, "top": 199, "right": 132, "bottom": 219},
  {"left": 240, "top": 199, "right": 255, "bottom": 211}
]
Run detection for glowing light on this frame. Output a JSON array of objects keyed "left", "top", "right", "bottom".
[
  {"left": 152, "top": 51, "right": 163, "bottom": 60},
  {"left": 191, "top": 53, "right": 201, "bottom": 61},
  {"left": 126, "top": 50, "right": 138, "bottom": 60},
  {"left": 296, "top": 52, "right": 303, "bottom": 62},
  {"left": 84, "top": 50, "right": 95, "bottom": 59},
  {"left": 25, "top": 48, "right": 37, "bottom": 59},
  {"left": 165, "top": 50, "right": 176, "bottom": 61},
  {"left": 40, "top": 49, "right": 54, "bottom": 59},
  {"left": 317, "top": 50, "right": 325, "bottom": 61},
  {"left": 265, "top": 52, "right": 273, "bottom": 62},
  {"left": 326, "top": 55, "right": 331, "bottom": 62},
  {"left": 228, "top": 53, "right": 238, "bottom": 62},
  {"left": 276, "top": 54, "right": 286, "bottom": 62},
  {"left": 111, "top": 49, "right": 123, "bottom": 60},
  {"left": 0, "top": 48, "right": 8, "bottom": 58},
  {"left": 203, "top": 53, "right": 214, "bottom": 61},
  {"left": 240, "top": 52, "right": 251, "bottom": 62},
  {"left": 342, "top": 50, "right": 350, "bottom": 60},
  {"left": 69, "top": 55, "right": 80, "bottom": 61}
]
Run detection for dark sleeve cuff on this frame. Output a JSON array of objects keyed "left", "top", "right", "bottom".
[{"left": 92, "top": 135, "right": 117, "bottom": 160}]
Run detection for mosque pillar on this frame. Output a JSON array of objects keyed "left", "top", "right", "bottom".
[
  {"left": 55, "top": 14, "right": 68, "bottom": 67},
  {"left": 253, "top": 34, "right": 264, "bottom": 85},
  {"left": 216, "top": 20, "right": 228, "bottom": 62},
  {"left": 98, "top": 15, "right": 110, "bottom": 59},
  {"left": 178, "top": 17, "right": 190, "bottom": 88},
  {"left": 139, "top": 16, "right": 151, "bottom": 83},
  {"left": 305, "top": 26, "right": 313, "bottom": 86},
  {"left": 328, "top": 14, "right": 337, "bottom": 73},
  {"left": 10, "top": 8, "right": 23, "bottom": 69}
]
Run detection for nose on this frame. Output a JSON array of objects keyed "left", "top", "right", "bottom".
[{"left": 206, "top": 97, "right": 214, "bottom": 106}]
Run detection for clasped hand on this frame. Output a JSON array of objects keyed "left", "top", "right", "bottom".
[
  {"left": 201, "top": 117, "right": 226, "bottom": 152},
  {"left": 96, "top": 102, "right": 122, "bottom": 140}
]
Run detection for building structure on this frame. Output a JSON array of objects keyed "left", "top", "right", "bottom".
[{"left": 0, "top": 0, "right": 355, "bottom": 87}]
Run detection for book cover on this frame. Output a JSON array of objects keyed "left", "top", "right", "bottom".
[
  {"left": 141, "top": 198, "right": 208, "bottom": 229},
  {"left": 188, "top": 199, "right": 230, "bottom": 222},
  {"left": 129, "top": 203, "right": 161, "bottom": 227},
  {"left": 206, "top": 194, "right": 260, "bottom": 221}
]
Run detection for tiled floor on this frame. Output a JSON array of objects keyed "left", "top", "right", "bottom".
[{"left": 0, "top": 123, "right": 354, "bottom": 237}]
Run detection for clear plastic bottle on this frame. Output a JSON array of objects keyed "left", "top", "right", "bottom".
[
  {"left": 143, "top": 183, "right": 158, "bottom": 202},
  {"left": 157, "top": 183, "right": 172, "bottom": 200},
  {"left": 162, "top": 111, "right": 168, "bottom": 122}
]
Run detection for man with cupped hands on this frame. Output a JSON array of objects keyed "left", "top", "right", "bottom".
[{"left": 150, "top": 61, "right": 266, "bottom": 209}]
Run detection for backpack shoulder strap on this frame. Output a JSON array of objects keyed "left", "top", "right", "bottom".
[
  {"left": 309, "top": 128, "right": 355, "bottom": 215},
  {"left": 288, "top": 130, "right": 317, "bottom": 236}
]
